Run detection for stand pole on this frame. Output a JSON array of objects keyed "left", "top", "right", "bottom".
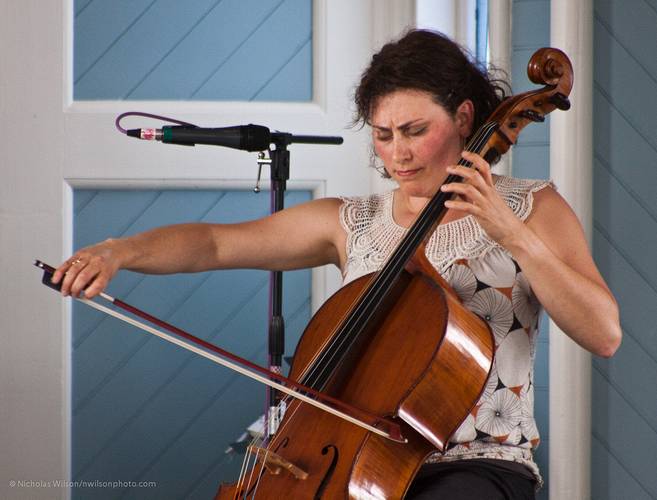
[
  {"left": 265, "top": 137, "right": 291, "bottom": 438},
  {"left": 254, "top": 131, "right": 342, "bottom": 439}
]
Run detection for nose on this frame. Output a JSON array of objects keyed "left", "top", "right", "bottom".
[{"left": 392, "top": 136, "right": 412, "bottom": 164}]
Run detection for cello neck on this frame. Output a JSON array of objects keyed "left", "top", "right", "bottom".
[{"left": 295, "top": 123, "right": 499, "bottom": 393}]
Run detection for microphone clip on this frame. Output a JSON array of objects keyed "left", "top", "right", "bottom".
[{"left": 254, "top": 152, "right": 272, "bottom": 193}]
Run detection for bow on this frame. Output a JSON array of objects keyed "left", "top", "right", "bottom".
[{"left": 34, "top": 260, "right": 404, "bottom": 443}]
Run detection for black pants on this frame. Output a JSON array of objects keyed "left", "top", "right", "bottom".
[{"left": 405, "top": 460, "right": 537, "bottom": 500}]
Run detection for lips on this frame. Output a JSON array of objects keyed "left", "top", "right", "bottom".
[{"left": 395, "top": 168, "right": 422, "bottom": 177}]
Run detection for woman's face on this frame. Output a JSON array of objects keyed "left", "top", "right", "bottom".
[{"left": 371, "top": 89, "right": 473, "bottom": 199}]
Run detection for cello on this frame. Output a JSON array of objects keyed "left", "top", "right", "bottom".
[{"left": 215, "top": 47, "right": 573, "bottom": 499}]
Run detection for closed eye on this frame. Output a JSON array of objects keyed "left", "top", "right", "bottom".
[{"left": 408, "top": 127, "right": 426, "bottom": 136}]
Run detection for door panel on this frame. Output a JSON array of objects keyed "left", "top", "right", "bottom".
[{"left": 1, "top": 1, "right": 377, "bottom": 498}]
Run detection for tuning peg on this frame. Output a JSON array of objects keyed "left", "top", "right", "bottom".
[
  {"left": 519, "top": 109, "right": 545, "bottom": 122},
  {"left": 548, "top": 92, "right": 571, "bottom": 111}
]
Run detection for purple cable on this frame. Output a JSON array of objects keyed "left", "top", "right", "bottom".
[{"left": 114, "top": 111, "right": 196, "bottom": 134}]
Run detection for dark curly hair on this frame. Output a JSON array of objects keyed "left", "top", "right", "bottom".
[{"left": 354, "top": 29, "right": 509, "bottom": 144}]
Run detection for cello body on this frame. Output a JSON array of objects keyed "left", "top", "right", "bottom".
[{"left": 216, "top": 252, "right": 494, "bottom": 499}]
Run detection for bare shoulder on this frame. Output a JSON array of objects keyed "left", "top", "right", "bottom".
[
  {"left": 526, "top": 185, "right": 576, "bottom": 226},
  {"left": 273, "top": 196, "right": 347, "bottom": 268},
  {"left": 528, "top": 184, "right": 570, "bottom": 218},
  {"left": 290, "top": 196, "right": 343, "bottom": 219},
  {"left": 525, "top": 185, "right": 589, "bottom": 264},
  {"left": 263, "top": 197, "right": 344, "bottom": 234}
]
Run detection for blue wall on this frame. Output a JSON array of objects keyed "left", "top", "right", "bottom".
[
  {"left": 511, "top": 1, "right": 551, "bottom": 497},
  {"left": 71, "top": 189, "right": 311, "bottom": 499},
  {"left": 591, "top": 0, "right": 657, "bottom": 498},
  {"left": 73, "top": 0, "right": 313, "bottom": 101}
]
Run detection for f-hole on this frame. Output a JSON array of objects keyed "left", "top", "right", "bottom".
[{"left": 314, "top": 444, "right": 338, "bottom": 499}]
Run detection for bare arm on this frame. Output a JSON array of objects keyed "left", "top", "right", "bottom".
[
  {"left": 443, "top": 152, "right": 622, "bottom": 358},
  {"left": 505, "top": 187, "right": 621, "bottom": 357},
  {"left": 53, "top": 197, "right": 347, "bottom": 298}
]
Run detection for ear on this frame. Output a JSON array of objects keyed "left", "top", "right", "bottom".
[{"left": 454, "top": 99, "right": 475, "bottom": 138}]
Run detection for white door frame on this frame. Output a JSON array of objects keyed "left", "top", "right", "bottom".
[{"left": 0, "top": 1, "right": 388, "bottom": 498}]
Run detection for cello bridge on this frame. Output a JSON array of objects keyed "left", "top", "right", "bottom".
[{"left": 248, "top": 445, "right": 309, "bottom": 480}]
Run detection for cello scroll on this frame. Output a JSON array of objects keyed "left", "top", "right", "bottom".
[{"left": 481, "top": 47, "right": 574, "bottom": 165}]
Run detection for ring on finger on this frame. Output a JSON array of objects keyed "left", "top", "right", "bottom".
[{"left": 71, "top": 258, "right": 83, "bottom": 265}]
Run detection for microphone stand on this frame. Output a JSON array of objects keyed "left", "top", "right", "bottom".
[
  {"left": 257, "top": 131, "right": 342, "bottom": 439},
  {"left": 117, "top": 113, "right": 343, "bottom": 441}
]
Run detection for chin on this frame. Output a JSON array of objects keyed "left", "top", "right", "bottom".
[{"left": 398, "top": 181, "right": 439, "bottom": 199}]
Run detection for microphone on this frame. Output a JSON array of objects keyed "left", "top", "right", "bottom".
[{"left": 126, "top": 124, "right": 271, "bottom": 152}]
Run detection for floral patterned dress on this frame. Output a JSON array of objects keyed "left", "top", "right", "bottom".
[{"left": 339, "top": 176, "right": 553, "bottom": 485}]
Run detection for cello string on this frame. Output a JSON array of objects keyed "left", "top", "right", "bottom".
[
  {"left": 291, "top": 123, "right": 496, "bottom": 392},
  {"left": 359, "top": 122, "right": 497, "bottom": 294},
  {"left": 239, "top": 441, "right": 262, "bottom": 500},
  {"left": 238, "top": 123, "right": 499, "bottom": 487},
  {"left": 248, "top": 123, "right": 498, "bottom": 462},
  {"left": 249, "top": 447, "right": 271, "bottom": 499},
  {"left": 326, "top": 124, "right": 496, "bottom": 347},
  {"left": 251, "top": 133, "right": 492, "bottom": 464},
  {"left": 294, "top": 122, "right": 497, "bottom": 391},
  {"left": 241, "top": 450, "right": 256, "bottom": 499},
  {"left": 234, "top": 438, "right": 256, "bottom": 499},
  {"left": 347, "top": 121, "right": 496, "bottom": 298},
  {"left": 245, "top": 449, "right": 270, "bottom": 500}
]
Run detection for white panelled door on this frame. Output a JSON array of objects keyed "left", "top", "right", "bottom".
[{"left": 0, "top": 1, "right": 393, "bottom": 498}]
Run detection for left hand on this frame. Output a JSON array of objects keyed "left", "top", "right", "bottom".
[{"left": 441, "top": 151, "right": 525, "bottom": 248}]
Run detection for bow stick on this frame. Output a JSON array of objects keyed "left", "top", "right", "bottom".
[{"left": 34, "top": 260, "right": 405, "bottom": 443}]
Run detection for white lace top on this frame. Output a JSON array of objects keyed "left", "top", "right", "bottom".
[{"left": 339, "top": 176, "right": 553, "bottom": 485}]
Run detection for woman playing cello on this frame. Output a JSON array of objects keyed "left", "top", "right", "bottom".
[{"left": 51, "top": 30, "right": 621, "bottom": 499}]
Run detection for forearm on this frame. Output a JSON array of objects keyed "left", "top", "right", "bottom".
[
  {"left": 505, "top": 228, "right": 621, "bottom": 357},
  {"left": 112, "top": 223, "right": 220, "bottom": 274}
]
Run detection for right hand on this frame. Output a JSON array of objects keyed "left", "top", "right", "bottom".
[{"left": 51, "top": 239, "right": 123, "bottom": 298}]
